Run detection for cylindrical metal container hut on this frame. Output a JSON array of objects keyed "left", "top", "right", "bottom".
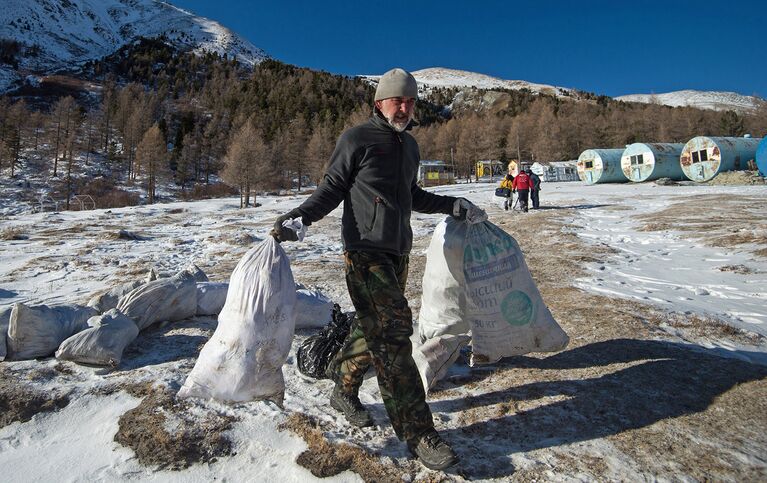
[
  {"left": 680, "top": 136, "right": 763, "bottom": 182},
  {"left": 756, "top": 137, "right": 767, "bottom": 177},
  {"left": 620, "top": 142, "right": 686, "bottom": 182},
  {"left": 577, "top": 149, "right": 628, "bottom": 184}
]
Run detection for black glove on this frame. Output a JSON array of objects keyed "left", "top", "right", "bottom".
[
  {"left": 270, "top": 209, "right": 303, "bottom": 242},
  {"left": 452, "top": 198, "right": 487, "bottom": 224}
]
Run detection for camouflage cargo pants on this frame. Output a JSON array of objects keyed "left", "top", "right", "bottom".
[{"left": 327, "top": 250, "right": 434, "bottom": 442}]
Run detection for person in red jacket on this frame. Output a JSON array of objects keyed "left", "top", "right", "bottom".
[{"left": 512, "top": 169, "right": 535, "bottom": 212}]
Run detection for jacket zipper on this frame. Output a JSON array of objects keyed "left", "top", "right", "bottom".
[{"left": 395, "top": 133, "right": 403, "bottom": 244}]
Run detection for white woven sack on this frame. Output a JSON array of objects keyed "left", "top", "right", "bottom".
[
  {"left": 0, "top": 305, "right": 11, "bottom": 361},
  {"left": 86, "top": 268, "right": 159, "bottom": 314},
  {"left": 186, "top": 263, "right": 209, "bottom": 282},
  {"left": 295, "top": 287, "right": 333, "bottom": 329},
  {"left": 412, "top": 333, "right": 471, "bottom": 392},
  {"left": 116, "top": 267, "right": 197, "bottom": 330},
  {"left": 87, "top": 280, "right": 144, "bottom": 314},
  {"left": 418, "top": 219, "right": 468, "bottom": 340},
  {"left": 178, "top": 237, "right": 296, "bottom": 406},
  {"left": 55, "top": 309, "right": 139, "bottom": 367},
  {"left": 419, "top": 218, "right": 568, "bottom": 365},
  {"left": 196, "top": 282, "right": 229, "bottom": 316},
  {"left": 7, "top": 303, "right": 97, "bottom": 360}
]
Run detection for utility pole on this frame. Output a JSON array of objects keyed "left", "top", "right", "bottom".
[{"left": 450, "top": 147, "right": 457, "bottom": 182}]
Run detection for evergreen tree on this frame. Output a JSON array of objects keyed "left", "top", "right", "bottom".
[{"left": 719, "top": 110, "right": 745, "bottom": 137}]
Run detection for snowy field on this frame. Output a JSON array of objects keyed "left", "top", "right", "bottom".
[{"left": 1, "top": 180, "right": 766, "bottom": 481}]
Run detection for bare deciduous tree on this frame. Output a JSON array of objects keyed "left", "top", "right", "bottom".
[
  {"left": 276, "top": 116, "right": 309, "bottom": 190},
  {"left": 134, "top": 124, "right": 168, "bottom": 204},
  {"left": 305, "top": 119, "right": 335, "bottom": 185},
  {"left": 4, "top": 100, "right": 28, "bottom": 178},
  {"left": 221, "top": 118, "right": 276, "bottom": 208},
  {"left": 63, "top": 108, "right": 85, "bottom": 210},
  {"left": 49, "top": 96, "right": 78, "bottom": 177}
]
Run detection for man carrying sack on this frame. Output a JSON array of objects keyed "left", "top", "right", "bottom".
[{"left": 272, "top": 68, "right": 487, "bottom": 470}]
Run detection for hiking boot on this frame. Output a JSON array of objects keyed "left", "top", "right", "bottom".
[
  {"left": 407, "top": 429, "right": 459, "bottom": 471},
  {"left": 329, "top": 385, "right": 374, "bottom": 427}
]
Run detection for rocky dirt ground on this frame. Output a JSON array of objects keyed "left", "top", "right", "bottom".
[
  {"left": 277, "top": 189, "right": 767, "bottom": 481},
  {"left": 2, "top": 181, "right": 766, "bottom": 482}
]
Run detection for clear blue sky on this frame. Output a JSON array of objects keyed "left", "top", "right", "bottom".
[{"left": 171, "top": 0, "right": 765, "bottom": 98}]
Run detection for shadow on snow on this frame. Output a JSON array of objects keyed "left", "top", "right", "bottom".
[{"left": 429, "top": 338, "right": 767, "bottom": 479}]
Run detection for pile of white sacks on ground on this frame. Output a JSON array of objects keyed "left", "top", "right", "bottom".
[{"left": 0, "top": 260, "right": 334, "bottom": 367}]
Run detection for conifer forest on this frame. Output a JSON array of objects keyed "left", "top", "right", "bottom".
[{"left": 1, "top": 38, "right": 765, "bottom": 209}]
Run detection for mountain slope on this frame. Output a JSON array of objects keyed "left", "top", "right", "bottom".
[
  {"left": 364, "top": 67, "right": 764, "bottom": 113},
  {"left": 616, "top": 90, "right": 763, "bottom": 112},
  {"left": 0, "top": 0, "right": 268, "bottom": 91},
  {"left": 412, "top": 67, "right": 575, "bottom": 98},
  {"left": 363, "top": 66, "right": 576, "bottom": 98}
]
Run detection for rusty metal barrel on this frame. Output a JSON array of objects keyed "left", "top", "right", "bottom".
[
  {"left": 680, "top": 136, "right": 762, "bottom": 182},
  {"left": 577, "top": 149, "right": 628, "bottom": 184},
  {"left": 621, "top": 142, "right": 686, "bottom": 182}
]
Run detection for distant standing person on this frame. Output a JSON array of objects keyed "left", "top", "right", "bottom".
[
  {"left": 499, "top": 173, "right": 514, "bottom": 210},
  {"left": 526, "top": 168, "right": 541, "bottom": 209},
  {"left": 512, "top": 168, "right": 534, "bottom": 212}
]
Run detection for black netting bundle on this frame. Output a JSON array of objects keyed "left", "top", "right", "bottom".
[{"left": 296, "top": 304, "right": 353, "bottom": 379}]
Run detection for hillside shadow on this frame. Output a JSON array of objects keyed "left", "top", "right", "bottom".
[{"left": 429, "top": 339, "right": 767, "bottom": 479}]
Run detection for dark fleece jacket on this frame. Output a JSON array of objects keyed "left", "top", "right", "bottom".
[{"left": 294, "top": 113, "right": 456, "bottom": 255}]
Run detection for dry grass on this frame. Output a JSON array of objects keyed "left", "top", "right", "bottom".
[
  {"left": 718, "top": 264, "right": 757, "bottom": 274},
  {"left": 709, "top": 231, "right": 767, "bottom": 248},
  {"left": 646, "top": 311, "right": 765, "bottom": 345},
  {"left": 35, "top": 223, "right": 95, "bottom": 238},
  {"left": 102, "top": 229, "right": 149, "bottom": 241},
  {"left": 112, "top": 261, "right": 157, "bottom": 279},
  {"left": 113, "top": 386, "right": 235, "bottom": 470},
  {"left": 635, "top": 194, "right": 767, "bottom": 255},
  {"left": 706, "top": 170, "right": 766, "bottom": 186},
  {"left": 282, "top": 200, "right": 767, "bottom": 480},
  {"left": 279, "top": 413, "right": 426, "bottom": 481},
  {"left": 0, "top": 227, "right": 28, "bottom": 240},
  {"left": 3, "top": 188, "right": 766, "bottom": 479},
  {"left": 0, "top": 368, "right": 70, "bottom": 429}
]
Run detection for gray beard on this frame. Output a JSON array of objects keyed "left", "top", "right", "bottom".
[{"left": 385, "top": 114, "right": 412, "bottom": 132}]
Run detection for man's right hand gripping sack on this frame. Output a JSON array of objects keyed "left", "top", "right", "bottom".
[{"left": 418, "top": 217, "right": 568, "bottom": 365}]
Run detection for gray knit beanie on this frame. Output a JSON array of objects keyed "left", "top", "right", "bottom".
[{"left": 374, "top": 68, "right": 418, "bottom": 101}]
